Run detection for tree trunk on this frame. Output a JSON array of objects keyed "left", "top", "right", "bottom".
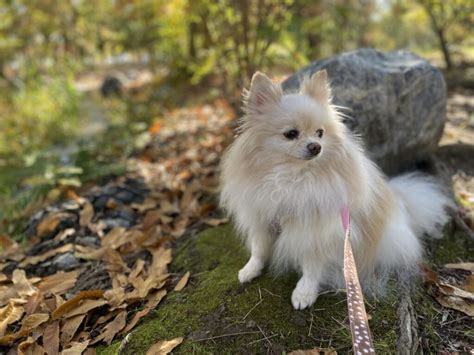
[{"left": 436, "top": 27, "right": 453, "bottom": 70}]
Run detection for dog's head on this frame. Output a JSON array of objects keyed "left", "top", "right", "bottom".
[{"left": 241, "top": 70, "right": 346, "bottom": 163}]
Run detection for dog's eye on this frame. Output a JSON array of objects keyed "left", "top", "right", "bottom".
[
  {"left": 283, "top": 129, "right": 299, "bottom": 140},
  {"left": 316, "top": 129, "right": 324, "bottom": 138}
]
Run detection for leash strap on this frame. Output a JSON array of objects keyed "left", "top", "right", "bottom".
[{"left": 341, "top": 206, "right": 376, "bottom": 354}]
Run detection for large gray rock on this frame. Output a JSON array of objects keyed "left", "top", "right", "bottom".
[{"left": 282, "top": 48, "right": 446, "bottom": 175}]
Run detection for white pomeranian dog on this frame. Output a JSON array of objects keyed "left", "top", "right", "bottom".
[{"left": 220, "top": 70, "right": 451, "bottom": 310}]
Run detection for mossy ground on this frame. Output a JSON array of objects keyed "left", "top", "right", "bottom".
[{"left": 98, "top": 224, "right": 403, "bottom": 354}]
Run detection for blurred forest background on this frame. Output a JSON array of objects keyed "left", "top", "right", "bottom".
[{"left": 0, "top": 0, "right": 473, "bottom": 239}]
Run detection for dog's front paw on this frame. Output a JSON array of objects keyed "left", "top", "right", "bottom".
[
  {"left": 291, "top": 280, "right": 319, "bottom": 310},
  {"left": 238, "top": 258, "right": 264, "bottom": 284}
]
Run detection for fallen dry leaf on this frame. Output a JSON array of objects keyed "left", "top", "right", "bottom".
[
  {"left": 38, "top": 270, "right": 81, "bottom": 295},
  {"left": 63, "top": 299, "right": 108, "bottom": 319},
  {"left": 0, "top": 300, "right": 25, "bottom": 336},
  {"left": 94, "top": 310, "right": 121, "bottom": 327},
  {"left": 79, "top": 201, "right": 94, "bottom": 227},
  {"left": 43, "top": 321, "right": 60, "bottom": 355},
  {"left": 131, "top": 197, "right": 157, "bottom": 212},
  {"left": 104, "top": 287, "right": 126, "bottom": 309},
  {"left": 61, "top": 340, "right": 89, "bottom": 355},
  {"left": 54, "top": 228, "right": 75, "bottom": 242},
  {"left": 90, "top": 310, "right": 126, "bottom": 345},
  {"left": 19, "top": 244, "right": 75, "bottom": 267},
  {"left": 121, "top": 290, "right": 167, "bottom": 335},
  {"left": 17, "top": 336, "right": 35, "bottom": 355},
  {"left": 461, "top": 275, "right": 474, "bottom": 293},
  {"left": 0, "top": 313, "right": 49, "bottom": 345},
  {"left": 0, "top": 233, "right": 19, "bottom": 256},
  {"left": 146, "top": 337, "right": 183, "bottom": 355},
  {"left": 436, "top": 295, "right": 474, "bottom": 316},
  {"left": 422, "top": 265, "right": 439, "bottom": 284},
  {"left": 129, "top": 259, "right": 146, "bottom": 283},
  {"left": 126, "top": 247, "right": 170, "bottom": 301},
  {"left": 148, "top": 121, "right": 162, "bottom": 135},
  {"left": 0, "top": 270, "right": 38, "bottom": 306},
  {"left": 174, "top": 272, "right": 190, "bottom": 292},
  {"left": 74, "top": 244, "right": 104, "bottom": 261},
  {"left": 52, "top": 290, "right": 105, "bottom": 320},
  {"left": 101, "top": 227, "right": 127, "bottom": 249},
  {"left": 438, "top": 283, "right": 474, "bottom": 301},
  {"left": 23, "top": 291, "right": 43, "bottom": 316},
  {"left": 65, "top": 188, "right": 83, "bottom": 203},
  {"left": 13, "top": 269, "right": 37, "bottom": 297},
  {"left": 150, "top": 247, "right": 172, "bottom": 276},
  {"left": 60, "top": 314, "right": 86, "bottom": 344},
  {"left": 36, "top": 214, "right": 61, "bottom": 237},
  {"left": 102, "top": 248, "right": 130, "bottom": 273},
  {"left": 444, "top": 262, "right": 474, "bottom": 272},
  {"left": 112, "top": 273, "right": 129, "bottom": 289},
  {"left": 143, "top": 210, "right": 162, "bottom": 230}
]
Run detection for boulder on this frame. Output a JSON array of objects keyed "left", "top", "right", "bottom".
[{"left": 282, "top": 48, "right": 446, "bottom": 175}]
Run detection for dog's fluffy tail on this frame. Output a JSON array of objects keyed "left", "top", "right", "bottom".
[{"left": 389, "top": 173, "right": 451, "bottom": 239}]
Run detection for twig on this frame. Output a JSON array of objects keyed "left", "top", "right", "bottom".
[
  {"left": 246, "top": 333, "right": 278, "bottom": 346},
  {"left": 261, "top": 288, "right": 281, "bottom": 298},
  {"left": 257, "top": 324, "right": 272, "bottom": 346},
  {"left": 193, "top": 331, "right": 261, "bottom": 342},
  {"left": 242, "top": 299, "right": 262, "bottom": 320},
  {"left": 242, "top": 286, "right": 263, "bottom": 320},
  {"left": 308, "top": 312, "right": 314, "bottom": 336}
]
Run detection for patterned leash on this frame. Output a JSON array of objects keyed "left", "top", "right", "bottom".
[{"left": 341, "top": 206, "right": 376, "bottom": 354}]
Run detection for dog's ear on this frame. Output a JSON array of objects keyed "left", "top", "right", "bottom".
[
  {"left": 243, "top": 72, "right": 282, "bottom": 115},
  {"left": 301, "top": 69, "right": 331, "bottom": 104}
]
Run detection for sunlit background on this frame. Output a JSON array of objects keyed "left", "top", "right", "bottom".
[{"left": 0, "top": 0, "right": 473, "bottom": 238}]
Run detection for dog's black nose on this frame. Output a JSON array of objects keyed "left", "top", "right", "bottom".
[{"left": 307, "top": 142, "right": 321, "bottom": 156}]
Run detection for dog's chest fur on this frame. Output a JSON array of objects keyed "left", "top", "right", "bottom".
[{"left": 256, "top": 165, "right": 348, "bottom": 224}]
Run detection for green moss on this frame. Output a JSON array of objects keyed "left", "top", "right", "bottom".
[
  {"left": 98, "top": 342, "right": 120, "bottom": 355},
  {"left": 429, "top": 226, "right": 473, "bottom": 265},
  {"left": 98, "top": 224, "right": 400, "bottom": 354}
]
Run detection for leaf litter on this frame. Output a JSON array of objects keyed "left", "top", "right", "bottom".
[
  {"left": 423, "top": 262, "right": 474, "bottom": 328},
  {"left": 0, "top": 101, "right": 234, "bottom": 353}
]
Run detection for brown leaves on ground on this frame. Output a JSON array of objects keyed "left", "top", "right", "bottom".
[
  {"left": 0, "top": 100, "right": 234, "bottom": 353},
  {"left": 174, "top": 271, "right": 190, "bottom": 292},
  {"left": 0, "top": 211, "right": 173, "bottom": 353},
  {"left": 146, "top": 337, "right": 183, "bottom": 355},
  {"left": 0, "top": 234, "right": 19, "bottom": 257},
  {"left": 424, "top": 262, "right": 474, "bottom": 317}
]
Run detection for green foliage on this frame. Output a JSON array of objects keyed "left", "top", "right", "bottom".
[
  {"left": 0, "top": 77, "right": 79, "bottom": 157},
  {"left": 415, "top": 0, "right": 473, "bottom": 68}
]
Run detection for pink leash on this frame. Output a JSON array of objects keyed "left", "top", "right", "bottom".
[{"left": 341, "top": 206, "right": 376, "bottom": 354}]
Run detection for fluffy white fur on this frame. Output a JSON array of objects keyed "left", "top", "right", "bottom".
[{"left": 220, "top": 70, "right": 451, "bottom": 310}]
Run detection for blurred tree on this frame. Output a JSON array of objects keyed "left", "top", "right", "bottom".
[
  {"left": 416, "top": 0, "right": 473, "bottom": 69},
  {"left": 185, "top": 0, "right": 294, "bottom": 96}
]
